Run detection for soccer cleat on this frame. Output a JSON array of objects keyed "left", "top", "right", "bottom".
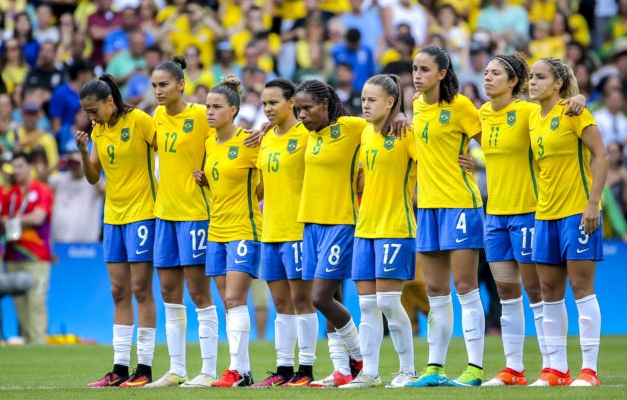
[
  {"left": 119, "top": 369, "right": 151, "bottom": 388},
  {"left": 405, "top": 365, "right": 448, "bottom": 387},
  {"left": 570, "top": 368, "right": 601, "bottom": 387},
  {"left": 181, "top": 373, "right": 215, "bottom": 387},
  {"left": 309, "top": 371, "right": 353, "bottom": 387},
  {"left": 482, "top": 367, "right": 527, "bottom": 386},
  {"left": 282, "top": 372, "right": 314, "bottom": 387},
  {"left": 144, "top": 371, "right": 188, "bottom": 387},
  {"left": 212, "top": 370, "right": 254, "bottom": 387},
  {"left": 349, "top": 357, "right": 363, "bottom": 378},
  {"left": 529, "top": 368, "right": 573, "bottom": 387},
  {"left": 448, "top": 365, "right": 483, "bottom": 387},
  {"left": 386, "top": 370, "right": 417, "bottom": 388},
  {"left": 87, "top": 372, "right": 128, "bottom": 388},
  {"left": 338, "top": 371, "right": 382, "bottom": 388},
  {"left": 250, "top": 371, "right": 289, "bottom": 387}
]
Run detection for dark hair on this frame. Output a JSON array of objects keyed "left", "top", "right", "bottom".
[
  {"left": 265, "top": 78, "right": 297, "bottom": 117},
  {"left": 209, "top": 74, "right": 244, "bottom": 118},
  {"left": 13, "top": 12, "right": 34, "bottom": 42},
  {"left": 79, "top": 74, "right": 134, "bottom": 118},
  {"left": 364, "top": 74, "right": 404, "bottom": 135},
  {"left": 11, "top": 151, "right": 31, "bottom": 164},
  {"left": 295, "top": 79, "right": 349, "bottom": 126},
  {"left": 68, "top": 59, "right": 95, "bottom": 81},
  {"left": 539, "top": 57, "right": 579, "bottom": 98},
  {"left": 154, "top": 55, "right": 187, "bottom": 82},
  {"left": 417, "top": 45, "right": 458, "bottom": 104},
  {"left": 492, "top": 52, "right": 529, "bottom": 97}
]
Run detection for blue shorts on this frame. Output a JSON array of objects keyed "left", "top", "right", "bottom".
[
  {"left": 206, "top": 240, "right": 261, "bottom": 277},
  {"left": 260, "top": 241, "right": 303, "bottom": 281},
  {"left": 352, "top": 238, "right": 416, "bottom": 281},
  {"left": 532, "top": 214, "right": 604, "bottom": 264},
  {"left": 416, "top": 208, "right": 484, "bottom": 252},
  {"left": 302, "top": 224, "right": 354, "bottom": 281},
  {"left": 485, "top": 213, "right": 535, "bottom": 263},
  {"left": 103, "top": 219, "right": 155, "bottom": 263},
  {"left": 154, "top": 219, "right": 209, "bottom": 267}
]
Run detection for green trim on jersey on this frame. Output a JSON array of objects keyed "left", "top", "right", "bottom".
[
  {"left": 458, "top": 135, "right": 478, "bottom": 208},
  {"left": 403, "top": 159, "right": 415, "bottom": 238},
  {"left": 246, "top": 168, "right": 259, "bottom": 241},
  {"left": 146, "top": 143, "right": 157, "bottom": 201},
  {"left": 528, "top": 146, "right": 538, "bottom": 200},
  {"left": 578, "top": 139, "right": 591, "bottom": 199},
  {"left": 350, "top": 144, "right": 361, "bottom": 224}
]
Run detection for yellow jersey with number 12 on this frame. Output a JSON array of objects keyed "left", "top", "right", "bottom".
[
  {"left": 154, "top": 103, "right": 212, "bottom": 221},
  {"left": 91, "top": 108, "right": 157, "bottom": 225}
]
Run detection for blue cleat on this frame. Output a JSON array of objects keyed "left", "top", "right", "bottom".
[{"left": 405, "top": 365, "right": 448, "bottom": 387}]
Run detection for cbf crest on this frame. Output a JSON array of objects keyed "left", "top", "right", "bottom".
[
  {"left": 383, "top": 136, "right": 395, "bottom": 150},
  {"left": 228, "top": 146, "right": 239, "bottom": 160},
  {"left": 550, "top": 116, "right": 560, "bottom": 131},
  {"left": 439, "top": 110, "right": 451, "bottom": 125},
  {"left": 120, "top": 127, "right": 130, "bottom": 142},
  {"left": 183, "top": 119, "right": 194, "bottom": 133},
  {"left": 507, "top": 111, "right": 516, "bottom": 126},
  {"left": 330, "top": 125, "right": 341, "bottom": 139},
  {"left": 287, "top": 139, "right": 298, "bottom": 153}
]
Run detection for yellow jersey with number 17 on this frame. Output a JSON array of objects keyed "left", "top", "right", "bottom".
[
  {"left": 529, "top": 102, "right": 598, "bottom": 220},
  {"left": 356, "top": 126, "right": 417, "bottom": 238},
  {"left": 257, "top": 122, "right": 307, "bottom": 242},
  {"left": 154, "top": 103, "right": 212, "bottom": 221},
  {"left": 413, "top": 94, "right": 482, "bottom": 208},
  {"left": 204, "top": 128, "right": 262, "bottom": 242},
  {"left": 297, "top": 116, "right": 368, "bottom": 225},
  {"left": 91, "top": 108, "right": 157, "bottom": 225},
  {"left": 481, "top": 100, "right": 539, "bottom": 215}
]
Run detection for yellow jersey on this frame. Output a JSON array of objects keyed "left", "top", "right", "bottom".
[
  {"left": 257, "top": 122, "right": 307, "bottom": 242},
  {"left": 153, "top": 103, "right": 211, "bottom": 221},
  {"left": 356, "top": 126, "right": 417, "bottom": 238},
  {"left": 529, "top": 102, "right": 598, "bottom": 220},
  {"left": 480, "top": 100, "right": 538, "bottom": 215},
  {"left": 204, "top": 128, "right": 262, "bottom": 242},
  {"left": 91, "top": 108, "right": 157, "bottom": 224},
  {"left": 298, "top": 116, "right": 368, "bottom": 225},
  {"left": 413, "top": 94, "right": 483, "bottom": 208}
]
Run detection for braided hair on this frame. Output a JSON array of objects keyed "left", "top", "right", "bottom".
[{"left": 295, "top": 79, "right": 349, "bottom": 128}]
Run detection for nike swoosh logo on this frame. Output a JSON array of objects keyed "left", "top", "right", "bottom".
[
  {"left": 192, "top": 252, "right": 205, "bottom": 258},
  {"left": 482, "top": 117, "right": 488, "bottom": 120},
  {"left": 234, "top": 259, "right": 246, "bottom": 264},
  {"left": 95, "top": 134, "right": 104, "bottom": 137},
  {"left": 521, "top": 251, "right": 532, "bottom": 256},
  {"left": 295, "top": 266, "right": 303, "bottom": 272},
  {"left": 158, "top": 122, "right": 164, "bottom": 125},
  {"left": 135, "top": 249, "right": 149, "bottom": 255},
  {"left": 529, "top": 128, "right": 535, "bottom": 132},
  {"left": 325, "top": 267, "right": 338, "bottom": 273},
  {"left": 576, "top": 248, "right": 589, "bottom": 254},
  {"left": 383, "top": 267, "right": 396, "bottom": 272},
  {"left": 455, "top": 237, "right": 469, "bottom": 243},
  {"left": 464, "top": 328, "right": 476, "bottom": 332}
]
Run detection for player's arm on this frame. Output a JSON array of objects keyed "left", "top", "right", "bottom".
[
  {"left": 76, "top": 131, "right": 102, "bottom": 184},
  {"left": 256, "top": 171, "right": 264, "bottom": 201},
  {"left": 580, "top": 124, "right": 608, "bottom": 234}
]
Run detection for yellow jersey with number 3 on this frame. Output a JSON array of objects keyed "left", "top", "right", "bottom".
[
  {"left": 297, "top": 116, "right": 368, "bottom": 225},
  {"left": 356, "top": 126, "right": 417, "bottom": 238},
  {"left": 205, "top": 128, "right": 262, "bottom": 242},
  {"left": 413, "top": 94, "right": 482, "bottom": 208},
  {"left": 481, "top": 100, "right": 539, "bottom": 215},
  {"left": 257, "top": 122, "right": 307, "bottom": 242},
  {"left": 529, "top": 102, "right": 598, "bottom": 220},
  {"left": 91, "top": 108, "right": 157, "bottom": 224},
  {"left": 153, "top": 103, "right": 212, "bottom": 221}
]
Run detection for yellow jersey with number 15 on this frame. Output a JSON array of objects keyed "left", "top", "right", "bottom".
[
  {"left": 154, "top": 103, "right": 212, "bottom": 221},
  {"left": 91, "top": 108, "right": 157, "bottom": 225}
]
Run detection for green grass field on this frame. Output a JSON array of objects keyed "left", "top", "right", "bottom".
[{"left": 0, "top": 335, "right": 625, "bottom": 399}]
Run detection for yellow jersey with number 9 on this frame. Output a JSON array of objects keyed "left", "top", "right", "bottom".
[
  {"left": 154, "top": 103, "right": 212, "bottom": 221},
  {"left": 91, "top": 108, "right": 157, "bottom": 225}
]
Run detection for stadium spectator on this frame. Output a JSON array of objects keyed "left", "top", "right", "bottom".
[
  {"left": 11, "top": 12, "right": 40, "bottom": 69},
  {"left": 432, "top": 3, "right": 470, "bottom": 71},
  {"left": 105, "top": 30, "right": 147, "bottom": 97},
  {"left": 49, "top": 59, "right": 95, "bottom": 137},
  {"left": 294, "top": 16, "right": 334, "bottom": 83},
  {"left": 333, "top": 62, "right": 362, "bottom": 117},
  {"left": 339, "top": 0, "right": 386, "bottom": 59},
  {"left": 1, "top": 38, "right": 30, "bottom": 95},
  {"left": 104, "top": 1, "right": 154, "bottom": 65},
  {"left": 457, "top": 41, "right": 490, "bottom": 102},
  {"left": 33, "top": 3, "right": 60, "bottom": 45},
  {"left": 125, "top": 44, "right": 163, "bottom": 111},
  {"left": 382, "top": 0, "right": 430, "bottom": 48},
  {"left": 593, "top": 86, "right": 627, "bottom": 149},
  {"left": 0, "top": 92, "right": 19, "bottom": 161},
  {"left": 2, "top": 151, "right": 54, "bottom": 345},
  {"left": 606, "top": 141, "right": 627, "bottom": 218},
  {"left": 331, "top": 28, "right": 376, "bottom": 92},
  {"left": 87, "top": 0, "right": 122, "bottom": 69},
  {"left": 22, "top": 41, "right": 64, "bottom": 107},
  {"left": 212, "top": 40, "right": 242, "bottom": 85},
  {"left": 16, "top": 102, "right": 58, "bottom": 179},
  {"left": 476, "top": 0, "right": 529, "bottom": 54}
]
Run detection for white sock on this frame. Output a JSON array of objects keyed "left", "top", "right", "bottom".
[
  {"left": 275, "top": 314, "right": 297, "bottom": 367},
  {"left": 427, "top": 294, "right": 454, "bottom": 366},
  {"left": 227, "top": 305, "right": 250, "bottom": 374},
  {"left": 297, "top": 313, "right": 318, "bottom": 366},
  {"left": 328, "top": 331, "right": 350, "bottom": 375},
  {"left": 458, "top": 289, "right": 485, "bottom": 368},
  {"left": 335, "top": 318, "right": 362, "bottom": 361},
  {"left": 500, "top": 297, "right": 525, "bottom": 372},
  {"left": 137, "top": 327, "right": 156, "bottom": 367},
  {"left": 576, "top": 294, "right": 601, "bottom": 372},
  {"left": 543, "top": 299, "right": 568, "bottom": 373},
  {"left": 197, "top": 305, "right": 218, "bottom": 378},
  {"left": 358, "top": 295, "right": 382, "bottom": 378},
  {"left": 530, "top": 302, "right": 549, "bottom": 369},
  {"left": 112, "top": 324, "right": 134, "bottom": 367},
  {"left": 377, "top": 291, "right": 415, "bottom": 374},
  {"left": 164, "top": 303, "right": 187, "bottom": 377}
]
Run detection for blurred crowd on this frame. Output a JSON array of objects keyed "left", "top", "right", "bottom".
[{"left": 1, "top": 0, "right": 627, "bottom": 241}]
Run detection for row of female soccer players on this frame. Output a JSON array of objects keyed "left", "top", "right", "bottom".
[{"left": 79, "top": 44, "right": 605, "bottom": 388}]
